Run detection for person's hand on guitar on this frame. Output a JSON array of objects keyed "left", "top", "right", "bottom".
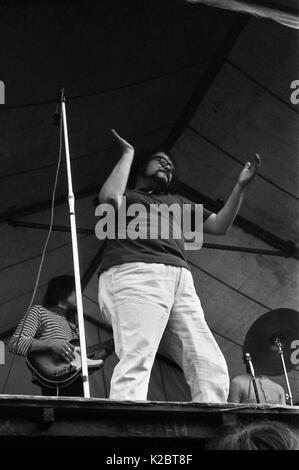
[{"left": 48, "top": 339, "right": 76, "bottom": 362}]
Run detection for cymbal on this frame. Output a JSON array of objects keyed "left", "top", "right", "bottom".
[{"left": 243, "top": 308, "right": 299, "bottom": 376}]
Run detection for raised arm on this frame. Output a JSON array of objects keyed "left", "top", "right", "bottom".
[
  {"left": 99, "top": 129, "right": 135, "bottom": 209},
  {"left": 203, "top": 154, "right": 261, "bottom": 235}
]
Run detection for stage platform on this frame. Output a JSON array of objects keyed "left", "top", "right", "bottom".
[{"left": 0, "top": 395, "right": 298, "bottom": 453}]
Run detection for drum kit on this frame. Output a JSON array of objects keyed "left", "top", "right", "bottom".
[{"left": 243, "top": 308, "right": 299, "bottom": 406}]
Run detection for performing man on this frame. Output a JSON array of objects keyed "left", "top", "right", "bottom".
[{"left": 97, "top": 129, "right": 261, "bottom": 402}]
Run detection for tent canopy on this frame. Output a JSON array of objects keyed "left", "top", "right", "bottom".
[
  {"left": 186, "top": 0, "right": 299, "bottom": 29},
  {"left": 0, "top": 0, "right": 298, "bottom": 399}
]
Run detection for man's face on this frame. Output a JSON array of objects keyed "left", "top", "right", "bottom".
[
  {"left": 145, "top": 152, "right": 175, "bottom": 188},
  {"left": 64, "top": 289, "right": 77, "bottom": 309}
]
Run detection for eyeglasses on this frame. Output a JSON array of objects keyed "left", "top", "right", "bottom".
[{"left": 151, "top": 156, "right": 176, "bottom": 174}]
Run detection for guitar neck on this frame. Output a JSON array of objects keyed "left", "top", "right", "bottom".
[
  {"left": 86, "top": 339, "right": 114, "bottom": 356},
  {"left": 87, "top": 344, "right": 101, "bottom": 355}
]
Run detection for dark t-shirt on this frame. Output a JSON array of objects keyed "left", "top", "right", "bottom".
[{"left": 98, "top": 189, "right": 212, "bottom": 273}]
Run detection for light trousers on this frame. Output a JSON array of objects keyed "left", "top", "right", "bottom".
[{"left": 98, "top": 262, "right": 229, "bottom": 402}]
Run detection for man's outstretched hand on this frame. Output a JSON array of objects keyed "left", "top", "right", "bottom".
[
  {"left": 238, "top": 154, "right": 261, "bottom": 189},
  {"left": 111, "top": 129, "right": 134, "bottom": 154}
]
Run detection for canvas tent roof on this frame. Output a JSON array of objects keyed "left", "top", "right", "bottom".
[
  {"left": 0, "top": 0, "right": 298, "bottom": 400},
  {"left": 186, "top": 0, "right": 299, "bottom": 29}
]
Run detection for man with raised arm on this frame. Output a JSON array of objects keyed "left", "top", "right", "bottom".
[{"left": 97, "top": 129, "right": 261, "bottom": 402}]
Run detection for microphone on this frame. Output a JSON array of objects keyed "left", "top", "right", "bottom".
[
  {"left": 52, "top": 102, "right": 61, "bottom": 126},
  {"left": 52, "top": 87, "right": 64, "bottom": 126}
]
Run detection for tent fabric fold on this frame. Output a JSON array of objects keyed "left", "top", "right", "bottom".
[{"left": 186, "top": 0, "right": 299, "bottom": 29}]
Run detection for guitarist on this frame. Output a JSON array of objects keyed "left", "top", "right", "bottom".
[{"left": 8, "top": 275, "right": 84, "bottom": 397}]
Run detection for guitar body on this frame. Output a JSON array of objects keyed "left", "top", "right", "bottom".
[{"left": 27, "top": 341, "right": 104, "bottom": 389}]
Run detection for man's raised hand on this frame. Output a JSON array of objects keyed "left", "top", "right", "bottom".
[
  {"left": 238, "top": 154, "right": 261, "bottom": 189},
  {"left": 111, "top": 129, "right": 134, "bottom": 154}
]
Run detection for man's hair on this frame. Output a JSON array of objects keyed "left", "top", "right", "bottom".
[
  {"left": 43, "top": 275, "right": 75, "bottom": 308},
  {"left": 127, "top": 149, "right": 179, "bottom": 193},
  {"left": 207, "top": 421, "right": 299, "bottom": 450}
]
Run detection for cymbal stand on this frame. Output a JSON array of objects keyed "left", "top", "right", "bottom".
[
  {"left": 245, "top": 353, "right": 260, "bottom": 403},
  {"left": 274, "top": 337, "right": 293, "bottom": 406}
]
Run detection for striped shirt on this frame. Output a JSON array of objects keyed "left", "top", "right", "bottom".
[{"left": 8, "top": 305, "right": 78, "bottom": 356}]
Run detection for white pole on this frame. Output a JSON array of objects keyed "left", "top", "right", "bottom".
[
  {"left": 60, "top": 90, "right": 90, "bottom": 398},
  {"left": 275, "top": 337, "right": 293, "bottom": 406}
]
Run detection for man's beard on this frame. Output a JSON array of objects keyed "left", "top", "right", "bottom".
[{"left": 150, "top": 170, "right": 171, "bottom": 192}]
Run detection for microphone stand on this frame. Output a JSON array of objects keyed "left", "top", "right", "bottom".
[
  {"left": 274, "top": 337, "right": 293, "bottom": 406},
  {"left": 59, "top": 88, "right": 90, "bottom": 398},
  {"left": 245, "top": 353, "right": 260, "bottom": 404}
]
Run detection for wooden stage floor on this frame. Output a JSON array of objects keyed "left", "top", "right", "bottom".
[{"left": 0, "top": 395, "right": 298, "bottom": 454}]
